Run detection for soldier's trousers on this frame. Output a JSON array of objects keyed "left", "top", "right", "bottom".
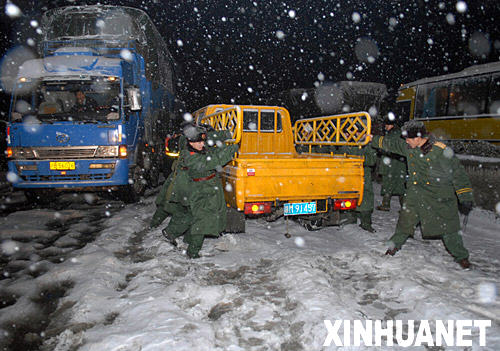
[
  {"left": 163, "top": 202, "right": 206, "bottom": 257},
  {"left": 164, "top": 202, "right": 191, "bottom": 239},
  {"left": 390, "top": 211, "right": 469, "bottom": 261}
]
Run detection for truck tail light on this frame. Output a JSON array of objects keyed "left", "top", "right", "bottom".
[
  {"left": 6, "top": 147, "right": 13, "bottom": 158},
  {"left": 244, "top": 202, "right": 272, "bottom": 215},
  {"left": 119, "top": 145, "right": 128, "bottom": 158},
  {"left": 333, "top": 199, "right": 357, "bottom": 210}
]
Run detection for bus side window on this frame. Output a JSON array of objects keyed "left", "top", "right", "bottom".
[
  {"left": 449, "top": 77, "right": 489, "bottom": 116},
  {"left": 417, "top": 83, "right": 448, "bottom": 118},
  {"left": 488, "top": 74, "right": 500, "bottom": 115},
  {"left": 395, "top": 100, "right": 411, "bottom": 123}
]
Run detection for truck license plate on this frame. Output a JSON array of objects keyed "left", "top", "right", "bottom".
[
  {"left": 284, "top": 202, "right": 316, "bottom": 216},
  {"left": 50, "top": 161, "right": 75, "bottom": 170}
]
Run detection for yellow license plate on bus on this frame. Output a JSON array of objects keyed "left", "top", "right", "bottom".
[{"left": 50, "top": 161, "right": 75, "bottom": 170}]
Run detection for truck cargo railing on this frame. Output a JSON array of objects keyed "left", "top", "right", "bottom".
[
  {"left": 198, "top": 106, "right": 243, "bottom": 144},
  {"left": 293, "top": 112, "right": 371, "bottom": 151}
]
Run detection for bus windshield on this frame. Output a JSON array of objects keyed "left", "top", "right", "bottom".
[{"left": 11, "top": 78, "right": 121, "bottom": 123}]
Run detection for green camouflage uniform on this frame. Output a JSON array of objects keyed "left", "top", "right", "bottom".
[{"left": 372, "top": 134, "right": 473, "bottom": 261}]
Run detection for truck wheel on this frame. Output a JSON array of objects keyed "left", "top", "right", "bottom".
[
  {"left": 225, "top": 207, "right": 246, "bottom": 233},
  {"left": 132, "top": 165, "right": 147, "bottom": 194},
  {"left": 147, "top": 163, "right": 160, "bottom": 188},
  {"left": 143, "top": 152, "right": 159, "bottom": 188},
  {"left": 117, "top": 165, "right": 146, "bottom": 203}
]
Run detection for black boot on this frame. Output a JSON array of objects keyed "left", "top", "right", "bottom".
[
  {"left": 385, "top": 247, "right": 399, "bottom": 256},
  {"left": 162, "top": 228, "right": 177, "bottom": 247},
  {"left": 359, "top": 212, "right": 375, "bottom": 233},
  {"left": 458, "top": 258, "right": 471, "bottom": 269},
  {"left": 376, "top": 195, "right": 391, "bottom": 211},
  {"left": 187, "top": 251, "right": 200, "bottom": 259}
]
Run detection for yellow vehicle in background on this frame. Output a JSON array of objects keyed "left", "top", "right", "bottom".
[
  {"left": 190, "top": 104, "right": 371, "bottom": 232},
  {"left": 395, "top": 61, "right": 500, "bottom": 145}
]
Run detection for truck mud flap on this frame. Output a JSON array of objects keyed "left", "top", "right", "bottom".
[{"left": 225, "top": 207, "right": 246, "bottom": 233}]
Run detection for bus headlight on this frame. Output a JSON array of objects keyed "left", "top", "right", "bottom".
[
  {"left": 95, "top": 146, "right": 119, "bottom": 157},
  {"left": 9, "top": 147, "right": 36, "bottom": 159}
]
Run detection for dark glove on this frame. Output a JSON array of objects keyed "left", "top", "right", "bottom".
[
  {"left": 150, "top": 207, "right": 167, "bottom": 228},
  {"left": 201, "top": 123, "right": 215, "bottom": 132},
  {"left": 458, "top": 201, "right": 473, "bottom": 215},
  {"left": 222, "top": 129, "right": 233, "bottom": 140}
]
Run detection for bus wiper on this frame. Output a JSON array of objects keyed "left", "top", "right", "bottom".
[
  {"left": 34, "top": 115, "right": 56, "bottom": 124},
  {"left": 78, "top": 116, "right": 102, "bottom": 124}
]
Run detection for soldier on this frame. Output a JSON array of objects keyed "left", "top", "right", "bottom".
[
  {"left": 370, "top": 120, "right": 474, "bottom": 269},
  {"left": 152, "top": 123, "right": 239, "bottom": 258},
  {"left": 376, "top": 117, "right": 407, "bottom": 211},
  {"left": 338, "top": 140, "right": 378, "bottom": 232}
]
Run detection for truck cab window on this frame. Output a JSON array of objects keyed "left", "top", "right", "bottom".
[{"left": 243, "top": 109, "right": 282, "bottom": 132}]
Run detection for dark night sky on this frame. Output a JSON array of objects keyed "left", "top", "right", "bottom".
[{"left": 1, "top": 0, "right": 499, "bottom": 113}]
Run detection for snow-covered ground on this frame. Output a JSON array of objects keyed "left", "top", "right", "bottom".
[{"left": 1, "top": 185, "right": 499, "bottom": 350}]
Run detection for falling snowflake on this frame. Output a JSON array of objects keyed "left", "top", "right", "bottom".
[
  {"left": 183, "top": 113, "right": 193, "bottom": 122},
  {"left": 276, "top": 30, "right": 285, "bottom": 39},
  {"left": 1, "top": 240, "right": 19, "bottom": 255},
  {"left": 294, "top": 237, "right": 305, "bottom": 247},
  {"left": 352, "top": 12, "right": 361, "bottom": 23},
  {"left": 120, "top": 49, "right": 133, "bottom": 62},
  {"left": 446, "top": 13, "right": 456, "bottom": 25},
  {"left": 5, "top": 2, "right": 22, "bottom": 18},
  {"left": 456, "top": 1, "right": 467, "bottom": 13}
]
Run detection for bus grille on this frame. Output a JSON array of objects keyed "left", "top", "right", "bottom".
[
  {"left": 34, "top": 147, "right": 97, "bottom": 159},
  {"left": 21, "top": 172, "right": 113, "bottom": 182}
]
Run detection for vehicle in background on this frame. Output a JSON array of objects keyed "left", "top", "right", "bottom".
[
  {"left": 5, "top": 5, "right": 179, "bottom": 202},
  {"left": 265, "top": 81, "right": 387, "bottom": 123},
  {"left": 192, "top": 104, "right": 371, "bottom": 232},
  {"left": 395, "top": 61, "right": 500, "bottom": 145}
]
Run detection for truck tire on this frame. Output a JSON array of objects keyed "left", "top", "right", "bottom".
[
  {"left": 142, "top": 150, "right": 160, "bottom": 188},
  {"left": 225, "top": 207, "right": 246, "bottom": 233},
  {"left": 117, "top": 165, "right": 146, "bottom": 203},
  {"left": 147, "top": 165, "right": 160, "bottom": 188}
]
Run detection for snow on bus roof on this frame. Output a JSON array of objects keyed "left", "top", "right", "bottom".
[
  {"left": 18, "top": 54, "right": 122, "bottom": 79},
  {"left": 401, "top": 61, "right": 500, "bottom": 88}
]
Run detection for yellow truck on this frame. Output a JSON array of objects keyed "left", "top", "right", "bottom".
[{"left": 187, "top": 104, "right": 371, "bottom": 232}]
